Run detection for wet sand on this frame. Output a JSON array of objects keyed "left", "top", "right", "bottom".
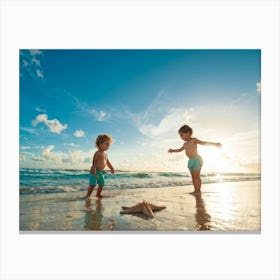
[{"left": 20, "top": 180, "right": 261, "bottom": 232}]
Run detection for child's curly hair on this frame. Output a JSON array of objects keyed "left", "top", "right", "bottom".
[
  {"left": 178, "top": 125, "right": 193, "bottom": 135},
  {"left": 95, "top": 134, "right": 113, "bottom": 148}
]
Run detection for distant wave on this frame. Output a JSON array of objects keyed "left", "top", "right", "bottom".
[
  {"left": 19, "top": 168, "right": 261, "bottom": 195},
  {"left": 20, "top": 169, "right": 187, "bottom": 179},
  {"left": 20, "top": 168, "right": 260, "bottom": 178}
]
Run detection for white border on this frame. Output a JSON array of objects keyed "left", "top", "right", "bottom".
[{"left": 1, "top": 1, "right": 279, "bottom": 279}]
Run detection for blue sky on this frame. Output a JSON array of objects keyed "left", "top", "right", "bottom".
[{"left": 20, "top": 50, "right": 261, "bottom": 172}]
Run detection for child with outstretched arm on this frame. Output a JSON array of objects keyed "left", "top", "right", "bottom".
[{"left": 168, "top": 125, "right": 221, "bottom": 194}]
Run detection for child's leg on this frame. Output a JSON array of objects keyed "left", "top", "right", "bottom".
[
  {"left": 86, "top": 185, "right": 95, "bottom": 198},
  {"left": 96, "top": 185, "right": 104, "bottom": 198},
  {"left": 190, "top": 168, "right": 202, "bottom": 193}
]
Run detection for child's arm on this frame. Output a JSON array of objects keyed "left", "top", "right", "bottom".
[
  {"left": 168, "top": 145, "right": 184, "bottom": 153},
  {"left": 107, "top": 158, "right": 115, "bottom": 174},
  {"left": 91, "top": 153, "right": 97, "bottom": 175},
  {"left": 195, "top": 138, "right": 222, "bottom": 148}
]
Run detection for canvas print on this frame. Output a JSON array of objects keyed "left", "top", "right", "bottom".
[{"left": 19, "top": 50, "right": 261, "bottom": 232}]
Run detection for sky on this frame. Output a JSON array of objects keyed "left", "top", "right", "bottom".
[{"left": 19, "top": 49, "right": 261, "bottom": 173}]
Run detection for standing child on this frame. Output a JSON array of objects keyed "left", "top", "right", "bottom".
[
  {"left": 85, "top": 134, "right": 115, "bottom": 199},
  {"left": 168, "top": 125, "right": 221, "bottom": 194}
]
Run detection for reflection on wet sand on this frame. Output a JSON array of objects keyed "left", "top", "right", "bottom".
[
  {"left": 192, "top": 194, "right": 211, "bottom": 231},
  {"left": 19, "top": 181, "right": 260, "bottom": 231},
  {"left": 84, "top": 199, "right": 103, "bottom": 230}
]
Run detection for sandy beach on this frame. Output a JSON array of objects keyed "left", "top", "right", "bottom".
[{"left": 20, "top": 180, "right": 260, "bottom": 232}]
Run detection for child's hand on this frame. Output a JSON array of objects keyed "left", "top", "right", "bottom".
[
  {"left": 168, "top": 149, "right": 173, "bottom": 153},
  {"left": 90, "top": 166, "right": 96, "bottom": 175},
  {"left": 110, "top": 168, "right": 115, "bottom": 174},
  {"left": 216, "top": 143, "right": 222, "bottom": 148}
]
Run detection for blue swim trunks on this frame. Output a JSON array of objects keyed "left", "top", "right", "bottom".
[
  {"left": 188, "top": 155, "right": 203, "bottom": 172},
  {"left": 89, "top": 169, "right": 105, "bottom": 186}
]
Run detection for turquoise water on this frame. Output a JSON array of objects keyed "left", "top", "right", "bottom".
[{"left": 19, "top": 168, "right": 261, "bottom": 195}]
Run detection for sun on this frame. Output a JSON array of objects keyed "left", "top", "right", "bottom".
[{"left": 199, "top": 145, "right": 231, "bottom": 173}]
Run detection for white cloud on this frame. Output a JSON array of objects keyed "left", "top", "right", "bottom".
[
  {"left": 31, "top": 145, "right": 61, "bottom": 163},
  {"left": 121, "top": 91, "right": 197, "bottom": 139},
  {"left": 24, "top": 146, "right": 93, "bottom": 168},
  {"left": 73, "top": 129, "right": 85, "bottom": 138},
  {"left": 31, "top": 57, "right": 41, "bottom": 66},
  {"left": 35, "top": 107, "right": 47, "bottom": 113},
  {"left": 69, "top": 150, "right": 82, "bottom": 164},
  {"left": 20, "top": 49, "right": 44, "bottom": 80},
  {"left": 88, "top": 109, "right": 108, "bottom": 121},
  {"left": 36, "top": 69, "right": 44, "bottom": 79},
  {"left": 53, "top": 154, "right": 63, "bottom": 165},
  {"left": 32, "top": 114, "right": 67, "bottom": 134},
  {"left": 30, "top": 146, "right": 63, "bottom": 164},
  {"left": 31, "top": 154, "right": 44, "bottom": 161},
  {"left": 228, "top": 93, "right": 249, "bottom": 110},
  {"left": 256, "top": 81, "right": 261, "bottom": 94},
  {"left": 20, "top": 127, "right": 38, "bottom": 135},
  {"left": 64, "top": 143, "right": 79, "bottom": 147},
  {"left": 19, "top": 155, "right": 26, "bottom": 162},
  {"left": 138, "top": 107, "right": 195, "bottom": 138},
  {"left": 29, "top": 50, "right": 42, "bottom": 56},
  {"left": 20, "top": 146, "right": 31, "bottom": 150},
  {"left": 72, "top": 95, "right": 109, "bottom": 122},
  {"left": 96, "top": 110, "right": 107, "bottom": 121},
  {"left": 122, "top": 90, "right": 168, "bottom": 124},
  {"left": 42, "top": 145, "right": 54, "bottom": 160}
]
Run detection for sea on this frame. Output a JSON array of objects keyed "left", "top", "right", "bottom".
[{"left": 19, "top": 168, "right": 261, "bottom": 195}]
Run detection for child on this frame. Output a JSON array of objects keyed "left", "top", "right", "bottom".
[
  {"left": 85, "top": 134, "right": 115, "bottom": 199},
  {"left": 168, "top": 125, "right": 221, "bottom": 194}
]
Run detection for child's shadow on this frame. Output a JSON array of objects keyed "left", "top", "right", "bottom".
[
  {"left": 84, "top": 199, "right": 104, "bottom": 230},
  {"left": 191, "top": 193, "right": 211, "bottom": 231}
]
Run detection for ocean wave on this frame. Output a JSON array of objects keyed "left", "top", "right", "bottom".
[
  {"left": 20, "top": 186, "right": 87, "bottom": 195},
  {"left": 19, "top": 168, "right": 261, "bottom": 194},
  {"left": 20, "top": 175, "right": 260, "bottom": 195}
]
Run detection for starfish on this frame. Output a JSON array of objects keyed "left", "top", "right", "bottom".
[{"left": 120, "top": 201, "right": 166, "bottom": 218}]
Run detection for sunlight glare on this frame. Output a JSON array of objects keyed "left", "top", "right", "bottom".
[{"left": 199, "top": 145, "right": 231, "bottom": 173}]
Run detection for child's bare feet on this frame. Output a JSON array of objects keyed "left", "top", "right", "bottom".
[
  {"left": 190, "top": 191, "right": 201, "bottom": 195},
  {"left": 96, "top": 194, "right": 103, "bottom": 199}
]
